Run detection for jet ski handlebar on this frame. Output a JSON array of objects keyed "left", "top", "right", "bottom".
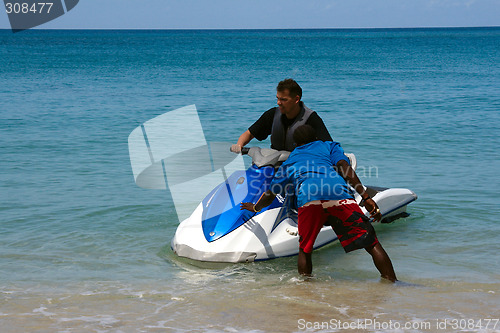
[{"left": 239, "top": 146, "right": 290, "bottom": 168}]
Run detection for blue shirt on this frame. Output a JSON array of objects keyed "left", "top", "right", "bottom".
[{"left": 270, "top": 140, "right": 353, "bottom": 208}]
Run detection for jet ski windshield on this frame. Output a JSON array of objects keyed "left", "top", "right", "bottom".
[{"left": 201, "top": 164, "right": 280, "bottom": 242}]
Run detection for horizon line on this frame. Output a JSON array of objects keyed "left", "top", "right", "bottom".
[{"left": 1, "top": 25, "right": 499, "bottom": 32}]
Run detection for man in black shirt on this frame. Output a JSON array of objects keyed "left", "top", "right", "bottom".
[{"left": 231, "top": 79, "right": 332, "bottom": 153}]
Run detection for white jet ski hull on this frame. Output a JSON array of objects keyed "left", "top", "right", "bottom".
[{"left": 171, "top": 186, "right": 417, "bottom": 263}]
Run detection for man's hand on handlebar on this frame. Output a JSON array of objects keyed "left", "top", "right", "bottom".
[
  {"left": 230, "top": 145, "right": 250, "bottom": 154},
  {"left": 230, "top": 144, "right": 242, "bottom": 153}
]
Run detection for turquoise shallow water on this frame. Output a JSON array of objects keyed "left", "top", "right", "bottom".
[{"left": 1, "top": 28, "right": 499, "bottom": 332}]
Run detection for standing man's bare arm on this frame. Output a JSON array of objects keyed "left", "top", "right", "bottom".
[{"left": 231, "top": 130, "right": 254, "bottom": 153}]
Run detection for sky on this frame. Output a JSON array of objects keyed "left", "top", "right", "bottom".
[{"left": 1, "top": 0, "right": 499, "bottom": 30}]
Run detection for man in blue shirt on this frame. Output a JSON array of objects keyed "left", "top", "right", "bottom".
[{"left": 241, "top": 125, "right": 397, "bottom": 282}]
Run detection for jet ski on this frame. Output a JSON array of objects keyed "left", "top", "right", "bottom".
[{"left": 171, "top": 146, "right": 417, "bottom": 263}]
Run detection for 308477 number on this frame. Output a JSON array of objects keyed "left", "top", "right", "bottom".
[{"left": 5, "top": 2, "right": 53, "bottom": 14}]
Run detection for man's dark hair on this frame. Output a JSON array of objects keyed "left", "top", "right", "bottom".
[
  {"left": 277, "top": 78, "right": 302, "bottom": 99},
  {"left": 293, "top": 124, "right": 317, "bottom": 147}
]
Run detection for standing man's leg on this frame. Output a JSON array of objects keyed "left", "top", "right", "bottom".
[
  {"left": 297, "top": 203, "right": 326, "bottom": 277},
  {"left": 323, "top": 199, "right": 398, "bottom": 282},
  {"left": 365, "top": 243, "right": 397, "bottom": 282},
  {"left": 298, "top": 248, "right": 313, "bottom": 276}
]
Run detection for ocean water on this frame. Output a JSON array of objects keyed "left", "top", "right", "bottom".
[{"left": 1, "top": 28, "right": 499, "bottom": 332}]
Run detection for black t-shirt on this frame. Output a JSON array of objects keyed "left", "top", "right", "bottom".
[{"left": 248, "top": 107, "right": 333, "bottom": 142}]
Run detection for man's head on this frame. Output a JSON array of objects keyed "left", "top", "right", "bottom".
[
  {"left": 293, "top": 124, "right": 317, "bottom": 147},
  {"left": 276, "top": 79, "right": 302, "bottom": 119},
  {"left": 277, "top": 78, "right": 302, "bottom": 99}
]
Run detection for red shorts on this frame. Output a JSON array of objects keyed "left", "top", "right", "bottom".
[{"left": 297, "top": 199, "right": 378, "bottom": 254}]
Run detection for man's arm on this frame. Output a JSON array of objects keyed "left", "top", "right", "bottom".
[
  {"left": 336, "top": 159, "right": 382, "bottom": 221},
  {"left": 231, "top": 130, "right": 255, "bottom": 153},
  {"left": 231, "top": 109, "right": 275, "bottom": 153},
  {"left": 240, "top": 190, "right": 276, "bottom": 212}
]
